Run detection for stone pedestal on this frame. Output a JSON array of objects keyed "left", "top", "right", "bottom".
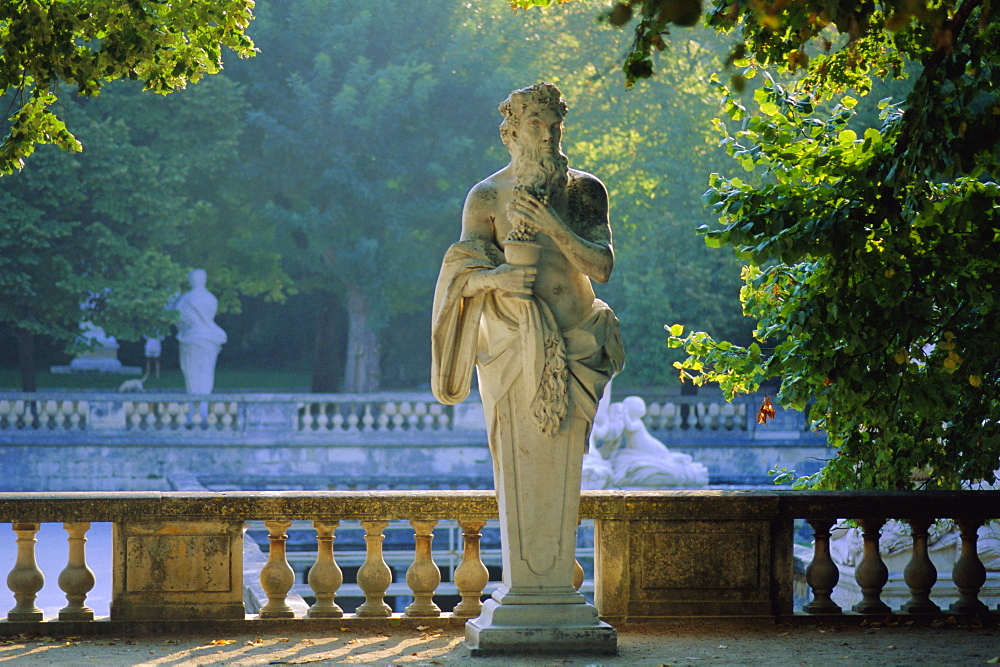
[
  {"left": 466, "top": 412, "right": 616, "bottom": 655},
  {"left": 111, "top": 520, "right": 244, "bottom": 620},
  {"left": 467, "top": 591, "right": 616, "bottom": 656},
  {"left": 51, "top": 322, "right": 142, "bottom": 375}
]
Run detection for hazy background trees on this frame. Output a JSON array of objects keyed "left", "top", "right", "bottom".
[{"left": 1, "top": 0, "right": 750, "bottom": 392}]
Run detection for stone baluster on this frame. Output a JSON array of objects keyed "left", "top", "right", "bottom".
[
  {"left": 900, "top": 517, "right": 939, "bottom": 614},
  {"left": 409, "top": 403, "right": 423, "bottom": 430},
  {"left": 258, "top": 519, "right": 296, "bottom": 618},
  {"left": 377, "top": 403, "right": 391, "bottom": 430},
  {"left": 220, "top": 402, "right": 235, "bottom": 429},
  {"left": 391, "top": 403, "right": 406, "bottom": 430},
  {"left": 346, "top": 404, "right": 360, "bottom": 432},
  {"left": 356, "top": 520, "right": 393, "bottom": 617},
  {"left": 315, "top": 404, "right": 330, "bottom": 431},
  {"left": 165, "top": 402, "right": 182, "bottom": 429},
  {"left": 124, "top": 402, "right": 137, "bottom": 429},
  {"left": 662, "top": 402, "right": 678, "bottom": 430},
  {"left": 803, "top": 518, "right": 841, "bottom": 614},
  {"left": 452, "top": 520, "right": 489, "bottom": 618},
  {"left": 362, "top": 404, "right": 376, "bottom": 431},
  {"left": 43, "top": 400, "right": 60, "bottom": 428},
  {"left": 15, "top": 400, "right": 30, "bottom": 428},
  {"left": 573, "top": 559, "right": 585, "bottom": 591},
  {"left": 7, "top": 523, "right": 45, "bottom": 621},
  {"left": 720, "top": 403, "right": 737, "bottom": 430},
  {"left": 68, "top": 401, "right": 87, "bottom": 431},
  {"left": 413, "top": 402, "right": 428, "bottom": 431},
  {"left": 405, "top": 519, "right": 441, "bottom": 617},
  {"left": 950, "top": 518, "right": 988, "bottom": 614},
  {"left": 331, "top": 405, "right": 345, "bottom": 431},
  {"left": 694, "top": 402, "right": 707, "bottom": 429},
  {"left": 852, "top": 518, "right": 890, "bottom": 614},
  {"left": 428, "top": 403, "right": 443, "bottom": 431},
  {"left": 706, "top": 403, "right": 721, "bottom": 429},
  {"left": 205, "top": 402, "right": 219, "bottom": 428},
  {"left": 58, "top": 522, "right": 95, "bottom": 621},
  {"left": 307, "top": 520, "right": 344, "bottom": 618},
  {"left": 138, "top": 402, "right": 152, "bottom": 429}
]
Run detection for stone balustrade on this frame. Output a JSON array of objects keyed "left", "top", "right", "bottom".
[
  {"left": 0, "top": 489, "right": 995, "bottom": 633},
  {"left": 0, "top": 390, "right": 813, "bottom": 442},
  {"left": 0, "top": 392, "right": 466, "bottom": 440}
]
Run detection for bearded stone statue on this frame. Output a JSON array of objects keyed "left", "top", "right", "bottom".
[{"left": 431, "top": 83, "right": 623, "bottom": 654}]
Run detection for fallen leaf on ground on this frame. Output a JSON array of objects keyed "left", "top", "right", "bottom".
[{"left": 208, "top": 639, "right": 236, "bottom": 646}]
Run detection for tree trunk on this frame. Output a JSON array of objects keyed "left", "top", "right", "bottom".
[
  {"left": 310, "top": 292, "right": 345, "bottom": 393},
  {"left": 343, "top": 285, "right": 380, "bottom": 393},
  {"left": 15, "top": 327, "right": 37, "bottom": 392}
]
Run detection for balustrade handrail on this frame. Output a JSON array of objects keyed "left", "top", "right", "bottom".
[{"left": 2, "top": 488, "right": 998, "bottom": 522}]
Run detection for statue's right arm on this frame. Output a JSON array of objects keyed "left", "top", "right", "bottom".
[{"left": 459, "top": 183, "right": 536, "bottom": 298}]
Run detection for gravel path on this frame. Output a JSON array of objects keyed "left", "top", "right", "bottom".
[{"left": 0, "top": 618, "right": 997, "bottom": 665}]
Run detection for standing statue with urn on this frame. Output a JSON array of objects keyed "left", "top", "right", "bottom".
[{"left": 432, "top": 83, "right": 623, "bottom": 654}]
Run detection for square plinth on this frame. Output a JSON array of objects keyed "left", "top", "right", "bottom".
[{"left": 465, "top": 598, "right": 617, "bottom": 656}]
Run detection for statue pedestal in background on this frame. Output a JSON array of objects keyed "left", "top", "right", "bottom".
[
  {"left": 51, "top": 322, "right": 141, "bottom": 375},
  {"left": 432, "top": 84, "right": 621, "bottom": 656}
]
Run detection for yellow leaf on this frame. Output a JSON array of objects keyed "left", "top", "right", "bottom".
[
  {"left": 969, "top": 375, "right": 982, "bottom": 387},
  {"left": 208, "top": 639, "right": 235, "bottom": 646}
]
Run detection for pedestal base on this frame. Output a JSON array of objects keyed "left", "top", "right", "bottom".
[{"left": 465, "top": 597, "right": 617, "bottom": 656}]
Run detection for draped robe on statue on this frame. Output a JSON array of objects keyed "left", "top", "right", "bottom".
[{"left": 432, "top": 237, "right": 624, "bottom": 592}]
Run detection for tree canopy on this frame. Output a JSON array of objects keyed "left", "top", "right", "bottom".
[
  {"left": 527, "top": 0, "right": 998, "bottom": 489},
  {"left": 0, "top": 1, "right": 267, "bottom": 390},
  {"left": 0, "top": 0, "right": 255, "bottom": 175}
]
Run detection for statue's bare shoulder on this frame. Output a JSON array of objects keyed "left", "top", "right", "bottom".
[
  {"left": 461, "top": 169, "right": 511, "bottom": 242},
  {"left": 567, "top": 169, "right": 611, "bottom": 245}
]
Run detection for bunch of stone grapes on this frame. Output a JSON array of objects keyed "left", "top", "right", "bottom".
[{"left": 506, "top": 185, "right": 549, "bottom": 242}]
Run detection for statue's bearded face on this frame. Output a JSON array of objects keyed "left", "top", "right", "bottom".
[{"left": 511, "top": 105, "right": 569, "bottom": 199}]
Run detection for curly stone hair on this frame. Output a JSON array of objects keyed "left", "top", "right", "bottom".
[{"left": 498, "top": 82, "right": 568, "bottom": 148}]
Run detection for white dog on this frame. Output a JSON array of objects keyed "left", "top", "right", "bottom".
[{"left": 118, "top": 374, "right": 149, "bottom": 393}]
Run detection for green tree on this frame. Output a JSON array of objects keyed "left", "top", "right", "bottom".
[
  {"left": 532, "top": 0, "right": 999, "bottom": 488},
  {"left": 0, "top": 0, "right": 255, "bottom": 174},
  {"left": 0, "top": 77, "right": 287, "bottom": 390},
  {"left": 459, "top": 2, "right": 753, "bottom": 389},
  {"left": 227, "top": 0, "right": 513, "bottom": 392},
  {"left": 1, "top": 93, "right": 188, "bottom": 390}
]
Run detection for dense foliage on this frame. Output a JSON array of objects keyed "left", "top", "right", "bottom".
[
  {"left": 0, "top": 2, "right": 279, "bottom": 391},
  {"left": 0, "top": 0, "right": 255, "bottom": 174},
  {"left": 532, "top": 0, "right": 999, "bottom": 488},
  {"left": 2, "top": 0, "right": 752, "bottom": 395}
]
